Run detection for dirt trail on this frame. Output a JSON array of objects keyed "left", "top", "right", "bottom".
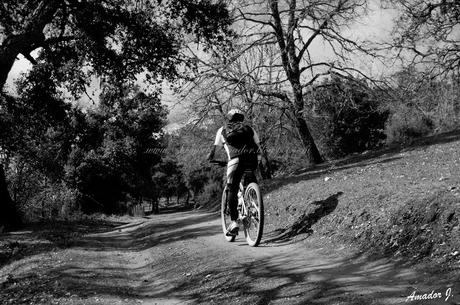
[{"left": 1, "top": 211, "right": 459, "bottom": 305}]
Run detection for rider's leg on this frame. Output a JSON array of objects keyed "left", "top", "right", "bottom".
[{"left": 226, "top": 157, "right": 244, "bottom": 221}]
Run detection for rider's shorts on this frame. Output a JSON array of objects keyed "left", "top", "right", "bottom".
[{"left": 226, "top": 154, "right": 257, "bottom": 186}]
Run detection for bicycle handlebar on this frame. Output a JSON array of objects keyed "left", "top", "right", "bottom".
[{"left": 210, "top": 160, "right": 227, "bottom": 167}]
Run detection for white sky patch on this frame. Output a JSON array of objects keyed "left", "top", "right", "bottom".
[
  {"left": 349, "top": 2, "right": 400, "bottom": 77},
  {"left": 70, "top": 76, "right": 101, "bottom": 111},
  {"left": 5, "top": 53, "right": 34, "bottom": 96}
]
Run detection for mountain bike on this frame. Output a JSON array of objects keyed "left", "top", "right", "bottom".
[{"left": 211, "top": 160, "right": 264, "bottom": 247}]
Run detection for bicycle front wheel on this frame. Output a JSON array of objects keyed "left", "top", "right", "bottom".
[
  {"left": 221, "top": 188, "right": 235, "bottom": 242},
  {"left": 243, "top": 182, "right": 264, "bottom": 247}
]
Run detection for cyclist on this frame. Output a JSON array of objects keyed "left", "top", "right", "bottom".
[{"left": 207, "top": 109, "right": 261, "bottom": 236}]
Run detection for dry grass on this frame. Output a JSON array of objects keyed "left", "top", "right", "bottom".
[{"left": 262, "top": 130, "right": 460, "bottom": 270}]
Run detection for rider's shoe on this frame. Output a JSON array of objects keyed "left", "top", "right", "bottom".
[{"left": 226, "top": 221, "right": 239, "bottom": 236}]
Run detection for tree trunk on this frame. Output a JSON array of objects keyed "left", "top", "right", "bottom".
[
  {"left": 0, "top": 31, "right": 45, "bottom": 90},
  {"left": 291, "top": 79, "right": 324, "bottom": 165},
  {"left": 269, "top": 0, "right": 323, "bottom": 165},
  {"left": 0, "top": 164, "right": 21, "bottom": 229},
  {"left": 260, "top": 143, "right": 273, "bottom": 179},
  {"left": 295, "top": 115, "right": 323, "bottom": 164},
  {"left": 186, "top": 190, "right": 190, "bottom": 206},
  {"left": 0, "top": 0, "right": 61, "bottom": 90},
  {"left": 154, "top": 197, "right": 159, "bottom": 214}
]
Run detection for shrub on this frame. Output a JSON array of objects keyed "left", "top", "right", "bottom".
[
  {"left": 309, "top": 77, "right": 388, "bottom": 158},
  {"left": 268, "top": 144, "right": 308, "bottom": 175},
  {"left": 196, "top": 180, "right": 224, "bottom": 211},
  {"left": 385, "top": 68, "right": 460, "bottom": 143},
  {"left": 23, "top": 182, "right": 78, "bottom": 221},
  {"left": 385, "top": 106, "right": 434, "bottom": 145},
  {"left": 6, "top": 158, "right": 79, "bottom": 222}
]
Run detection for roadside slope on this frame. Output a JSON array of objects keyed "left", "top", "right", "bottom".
[{"left": 263, "top": 130, "right": 460, "bottom": 271}]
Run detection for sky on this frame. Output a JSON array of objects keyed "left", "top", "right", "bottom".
[
  {"left": 5, "top": 1, "right": 398, "bottom": 130},
  {"left": 5, "top": 54, "right": 33, "bottom": 95}
]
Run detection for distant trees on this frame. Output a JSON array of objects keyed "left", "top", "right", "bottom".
[
  {"left": 166, "top": 127, "right": 211, "bottom": 204},
  {"left": 151, "top": 155, "right": 187, "bottom": 206},
  {"left": 162, "top": 125, "right": 229, "bottom": 208},
  {"left": 65, "top": 84, "right": 168, "bottom": 214},
  {"left": 0, "top": 0, "right": 232, "bottom": 224},
  {"left": 0, "top": 75, "right": 169, "bottom": 216},
  {"left": 0, "top": 63, "right": 74, "bottom": 224},
  {"left": 384, "top": 67, "right": 460, "bottom": 143}
]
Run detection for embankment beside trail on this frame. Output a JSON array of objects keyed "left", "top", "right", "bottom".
[{"left": 262, "top": 132, "right": 460, "bottom": 272}]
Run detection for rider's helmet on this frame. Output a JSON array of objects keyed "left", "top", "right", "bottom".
[{"left": 227, "top": 108, "right": 244, "bottom": 122}]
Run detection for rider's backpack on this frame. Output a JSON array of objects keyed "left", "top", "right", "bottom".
[{"left": 223, "top": 122, "right": 255, "bottom": 152}]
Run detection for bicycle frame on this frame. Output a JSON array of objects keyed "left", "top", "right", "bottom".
[{"left": 237, "top": 183, "right": 247, "bottom": 221}]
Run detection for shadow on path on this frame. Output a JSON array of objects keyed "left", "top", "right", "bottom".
[
  {"left": 264, "top": 192, "right": 342, "bottom": 244},
  {"left": 165, "top": 251, "right": 460, "bottom": 305},
  {"left": 47, "top": 244, "right": 460, "bottom": 304},
  {"left": 2, "top": 210, "right": 459, "bottom": 305},
  {"left": 76, "top": 211, "right": 219, "bottom": 252}
]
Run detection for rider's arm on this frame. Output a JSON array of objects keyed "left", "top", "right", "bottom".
[{"left": 207, "top": 127, "right": 224, "bottom": 161}]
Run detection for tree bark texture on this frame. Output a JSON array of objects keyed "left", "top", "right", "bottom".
[{"left": 0, "top": 165, "right": 21, "bottom": 229}]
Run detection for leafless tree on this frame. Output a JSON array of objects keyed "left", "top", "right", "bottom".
[{"left": 184, "top": 0, "right": 375, "bottom": 165}]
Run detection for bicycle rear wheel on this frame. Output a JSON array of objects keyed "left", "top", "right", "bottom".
[
  {"left": 243, "top": 182, "right": 263, "bottom": 247},
  {"left": 221, "top": 188, "right": 236, "bottom": 242}
]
